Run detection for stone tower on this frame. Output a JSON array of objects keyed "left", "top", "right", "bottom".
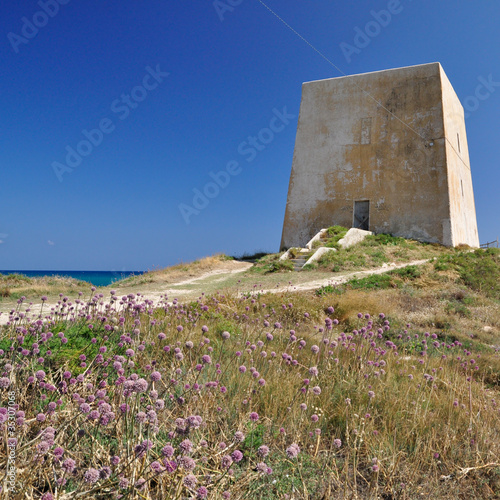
[{"left": 280, "top": 63, "right": 479, "bottom": 249}]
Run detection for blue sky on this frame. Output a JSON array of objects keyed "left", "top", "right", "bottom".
[{"left": 0, "top": 0, "right": 499, "bottom": 271}]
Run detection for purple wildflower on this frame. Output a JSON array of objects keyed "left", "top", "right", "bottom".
[
  {"left": 258, "top": 445, "right": 270, "bottom": 457},
  {"left": 183, "top": 474, "right": 197, "bottom": 489},
  {"left": 84, "top": 468, "right": 100, "bottom": 483},
  {"left": 286, "top": 443, "right": 300, "bottom": 459}
]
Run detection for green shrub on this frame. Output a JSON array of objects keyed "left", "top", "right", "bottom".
[
  {"left": 349, "top": 273, "right": 393, "bottom": 290},
  {"left": 362, "top": 233, "right": 408, "bottom": 246},
  {"left": 315, "top": 284, "right": 343, "bottom": 296},
  {"left": 434, "top": 248, "right": 500, "bottom": 299},
  {"left": 268, "top": 260, "right": 294, "bottom": 273},
  {"left": 390, "top": 265, "right": 422, "bottom": 279},
  {"left": 323, "top": 225, "right": 349, "bottom": 248}
]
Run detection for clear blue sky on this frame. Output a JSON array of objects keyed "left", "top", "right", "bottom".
[{"left": 1, "top": 0, "right": 499, "bottom": 271}]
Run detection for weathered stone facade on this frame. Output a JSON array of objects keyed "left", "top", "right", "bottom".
[{"left": 280, "top": 63, "right": 479, "bottom": 249}]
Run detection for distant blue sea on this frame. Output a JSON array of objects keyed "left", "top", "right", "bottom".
[{"left": 0, "top": 270, "right": 144, "bottom": 287}]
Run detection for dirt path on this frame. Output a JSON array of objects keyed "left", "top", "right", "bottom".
[
  {"left": 0, "top": 259, "right": 429, "bottom": 326},
  {"left": 271, "top": 259, "right": 429, "bottom": 293}
]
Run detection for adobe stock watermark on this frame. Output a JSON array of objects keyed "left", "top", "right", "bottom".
[
  {"left": 52, "top": 65, "right": 169, "bottom": 182},
  {"left": 6, "top": 390, "right": 18, "bottom": 495},
  {"left": 463, "top": 74, "right": 500, "bottom": 118},
  {"left": 340, "top": 0, "right": 411, "bottom": 63},
  {"left": 213, "top": 0, "right": 244, "bottom": 22},
  {"left": 178, "top": 106, "right": 295, "bottom": 224},
  {"left": 7, "top": 0, "right": 71, "bottom": 54}
]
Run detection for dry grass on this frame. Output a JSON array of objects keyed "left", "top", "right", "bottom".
[
  {"left": 0, "top": 278, "right": 499, "bottom": 498},
  {"left": 114, "top": 254, "right": 238, "bottom": 287},
  {"left": 0, "top": 274, "right": 92, "bottom": 301}
]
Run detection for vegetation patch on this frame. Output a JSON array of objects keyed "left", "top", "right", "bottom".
[
  {"left": 0, "top": 245, "right": 499, "bottom": 498},
  {"left": 434, "top": 248, "right": 500, "bottom": 299}
]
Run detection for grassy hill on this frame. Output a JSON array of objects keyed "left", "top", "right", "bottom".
[{"left": 0, "top": 234, "right": 499, "bottom": 499}]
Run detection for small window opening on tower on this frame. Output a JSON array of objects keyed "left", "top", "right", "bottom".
[
  {"left": 457, "top": 133, "right": 461, "bottom": 153},
  {"left": 461, "top": 180, "right": 464, "bottom": 197}
]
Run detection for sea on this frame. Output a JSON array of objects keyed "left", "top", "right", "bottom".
[{"left": 0, "top": 270, "right": 144, "bottom": 287}]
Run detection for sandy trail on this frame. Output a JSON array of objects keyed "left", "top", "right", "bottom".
[
  {"left": 270, "top": 259, "right": 429, "bottom": 293},
  {"left": 0, "top": 260, "right": 429, "bottom": 326}
]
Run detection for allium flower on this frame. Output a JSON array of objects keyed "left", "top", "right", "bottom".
[
  {"left": 300, "top": 403, "right": 307, "bottom": 411},
  {"left": 221, "top": 455, "right": 233, "bottom": 469},
  {"left": 333, "top": 438, "right": 342, "bottom": 448},
  {"left": 35, "top": 370, "right": 46, "bottom": 381},
  {"left": 135, "top": 411, "right": 147, "bottom": 424},
  {"left": 222, "top": 331, "right": 230, "bottom": 340},
  {"left": 163, "top": 458, "right": 178, "bottom": 473},
  {"left": 309, "top": 366, "right": 319, "bottom": 377},
  {"left": 231, "top": 450, "right": 243, "bottom": 462},
  {"left": 88, "top": 410, "right": 99, "bottom": 420},
  {"left": 111, "top": 456, "right": 120, "bottom": 466},
  {"left": 234, "top": 431, "right": 245, "bottom": 442},
  {"left": 119, "top": 476, "right": 129, "bottom": 489},
  {"left": 201, "top": 355, "right": 212, "bottom": 364},
  {"left": 134, "top": 378, "right": 148, "bottom": 393},
  {"left": 54, "top": 447, "right": 64, "bottom": 458},
  {"left": 179, "top": 439, "right": 193, "bottom": 454},
  {"left": 135, "top": 478, "right": 146, "bottom": 490},
  {"left": 41, "top": 494, "right": 53, "bottom": 500},
  {"left": 368, "top": 391, "right": 375, "bottom": 399},
  {"left": 150, "top": 461, "right": 163, "bottom": 473},
  {"left": 258, "top": 445, "right": 270, "bottom": 457},
  {"left": 256, "top": 462, "right": 268, "bottom": 473},
  {"left": 311, "top": 345, "right": 320, "bottom": 354},
  {"left": 135, "top": 439, "right": 153, "bottom": 457},
  {"left": 197, "top": 486, "right": 208, "bottom": 499},
  {"left": 37, "top": 441, "right": 50, "bottom": 454},
  {"left": 162, "top": 444, "right": 175, "bottom": 457},
  {"left": 36, "top": 413, "right": 46, "bottom": 422},
  {"left": 80, "top": 403, "right": 91, "bottom": 414},
  {"left": 183, "top": 474, "right": 197, "bottom": 489},
  {"left": 100, "top": 466, "right": 112, "bottom": 479},
  {"left": 84, "top": 468, "right": 100, "bottom": 483},
  {"left": 0, "top": 377, "right": 11, "bottom": 389},
  {"left": 119, "top": 403, "right": 130, "bottom": 413},
  {"left": 312, "top": 386, "right": 321, "bottom": 395},
  {"left": 286, "top": 443, "right": 300, "bottom": 459},
  {"left": 249, "top": 412, "right": 259, "bottom": 422},
  {"left": 178, "top": 456, "right": 196, "bottom": 471},
  {"left": 62, "top": 458, "right": 76, "bottom": 473}
]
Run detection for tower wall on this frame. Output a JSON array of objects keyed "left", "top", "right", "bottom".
[{"left": 280, "top": 63, "right": 479, "bottom": 249}]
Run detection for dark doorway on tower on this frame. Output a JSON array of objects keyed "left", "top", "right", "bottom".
[{"left": 353, "top": 200, "right": 370, "bottom": 230}]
